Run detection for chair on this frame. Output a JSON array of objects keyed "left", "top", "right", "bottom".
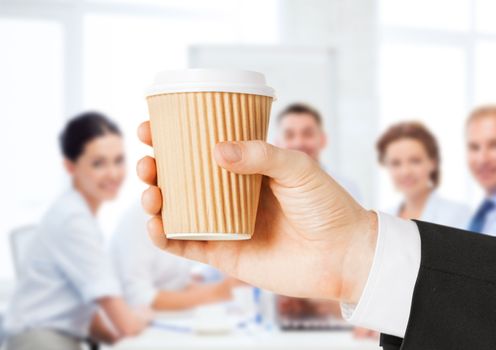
[
  {"left": 8, "top": 226, "right": 100, "bottom": 349},
  {"left": 0, "top": 225, "right": 38, "bottom": 345},
  {"left": 0, "top": 225, "right": 36, "bottom": 347},
  {"left": 0, "top": 313, "right": 4, "bottom": 346},
  {"left": 9, "top": 225, "right": 37, "bottom": 278}
]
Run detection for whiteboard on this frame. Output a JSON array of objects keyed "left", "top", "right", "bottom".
[{"left": 188, "top": 45, "right": 339, "bottom": 169}]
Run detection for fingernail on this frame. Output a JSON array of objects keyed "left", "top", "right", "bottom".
[{"left": 219, "top": 142, "right": 242, "bottom": 163}]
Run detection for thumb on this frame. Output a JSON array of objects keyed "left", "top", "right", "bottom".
[{"left": 214, "top": 141, "right": 315, "bottom": 186}]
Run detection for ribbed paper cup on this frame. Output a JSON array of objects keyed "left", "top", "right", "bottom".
[{"left": 146, "top": 70, "right": 275, "bottom": 240}]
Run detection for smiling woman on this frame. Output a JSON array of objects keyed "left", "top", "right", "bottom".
[
  {"left": 2, "top": 112, "right": 151, "bottom": 349},
  {"left": 59, "top": 112, "right": 126, "bottom": 213},
  {"left": 376, "top": 121, "right": 471, "bottom": 229}
]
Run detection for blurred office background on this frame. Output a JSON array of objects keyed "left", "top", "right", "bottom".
[{"left": 1, "top": 0, "right": 495, "bottom": 343}]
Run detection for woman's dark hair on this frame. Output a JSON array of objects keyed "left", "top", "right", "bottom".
[
  {"left": 277, "top": 103, "right": 323, "bottom": 127},
  {"left": 376, "top": 121, "right": 441, "bottom": 188},
  {"left": 59, "top": 111, "right": 121, "bottom": 161}
]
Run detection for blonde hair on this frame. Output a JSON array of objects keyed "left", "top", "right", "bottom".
[{"left": 467, "top": 105, "right": 496, "bottom": 126}]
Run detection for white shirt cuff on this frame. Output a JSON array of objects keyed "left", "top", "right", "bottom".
[{"left": 341, "top": 211, "right": 421, "bottom": 338}]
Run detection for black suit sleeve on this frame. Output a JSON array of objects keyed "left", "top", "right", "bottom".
[
  {"left": 380, "top": 220, "right": 496, "bottom": 350},
  {"left": 380, "top": 333, "right": 403, "bottom": 349}
]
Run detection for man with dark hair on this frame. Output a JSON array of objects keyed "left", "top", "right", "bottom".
[
  {"left": 275, "top": 103, "right": 361, "bottom": 201},
  {"left": 276, "top": 103, "right": 324, "bottom": 159},
  {"left": 277, "top": 103, "right": 323, "bottom": 125}
]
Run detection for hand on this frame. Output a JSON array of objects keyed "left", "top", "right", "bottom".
[
  {"left": 277, "top": 297, "right": 314, "bottom": 318},
  {"left": 133, "top": 305, "right": 155, "bottom": 324},
  {"left": 184, "top": 278, "right": 235, "bottom": 305},
  {"left": 210, "top": 278, "right": 234, "bottom": 301},
  {"left": 137, "top": 121, "right": 377, "bottom": 304},
  {"left": 277, "top": 297, "right": 341, "bottom": 318},
  {"left": 98, "top": 297, "right": 150, "bottom": 339},
  {"left": 353, "top": 327, "right": 380, "bottom": 340}
]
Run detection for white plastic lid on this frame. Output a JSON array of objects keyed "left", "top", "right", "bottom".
[{"left": 146, "top": 68, "right": 276, "bottom": 99}]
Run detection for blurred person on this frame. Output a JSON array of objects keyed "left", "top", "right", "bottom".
[
  {"left": 467, "top": 105, "right": 496, "bottom": 236},
  {"left": 2, "top": 112, "right": 150, "bottom": 350},
  {"left": 110, "top": 203, "right": 238, "bottom": 311},
  {"left": 275, "top": 103, "right": 375, "bottom": 339},
  {"left": 377, "top": 121, "right": 470, "bottom": 228},
  {"left": 275, "top": 103, "right": 362, "bottom": 201}
]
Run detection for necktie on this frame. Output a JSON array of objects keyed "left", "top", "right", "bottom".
[{"left": 469, "top": 199, "right": 494, "bottom": 233}]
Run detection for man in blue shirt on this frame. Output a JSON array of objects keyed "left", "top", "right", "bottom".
[{"left": 467, "top": 105, "right": 496, "bottom": 236}]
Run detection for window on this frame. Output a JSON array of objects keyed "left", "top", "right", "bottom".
[
  {"left": 475, "top": 0, "right": 496, "bottom": 34},
  {"left": 378, "top": 0, "right": 496, "bottom": 210},
  {"left": 0, "top": 0, "right": 278, "bottom": 281},
  {"left": 0, "top": 18, "right": 65, "bottom": 280},
  {"left": 475, "top": 41, "right": 496, "bottom": 105},
  {"left": 379, "top": 43, "right": 468, "bottom": 209},
  {"left": 380, "top": 0, "right": 470, "bottom": 32},
  {"left": 0, "top": 0, "right": 279, "bottom": 282}
]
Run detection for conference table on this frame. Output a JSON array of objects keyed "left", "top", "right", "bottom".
[
  {"left": 110, "top": 305, "right": 379, "bottom": 350},
  {"left": 0, "top": 290, "right": 379, "bottom": 350},
  {"left": 112, "top": 328, "right": 379, "bottom": 350}
]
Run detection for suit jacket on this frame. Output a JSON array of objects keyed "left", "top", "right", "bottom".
[{"left": 380, "top": 220, "right": 496, "bottom": 349}]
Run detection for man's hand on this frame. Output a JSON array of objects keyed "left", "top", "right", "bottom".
[
  {"left": 353, "top": 327, "right": 380, "bottom": 340},
  {"left": 137, "top": 121, "right": 377, "bottom": 304}
]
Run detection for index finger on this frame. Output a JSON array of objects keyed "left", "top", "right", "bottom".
[{"left": 138, "top": 121, "right": 152, "bottom": 146}]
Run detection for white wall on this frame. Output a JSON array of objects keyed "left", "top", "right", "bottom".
[
  {"left": 378, "top": 0, "right": 496, "bottom": 211},
  {"left": 279, "top": 0, "right": 379, "bottom": 207}
]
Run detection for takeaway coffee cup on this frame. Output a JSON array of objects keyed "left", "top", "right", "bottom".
[{"left": 146, "top": 69, "right": 275, "bottom": 240}]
